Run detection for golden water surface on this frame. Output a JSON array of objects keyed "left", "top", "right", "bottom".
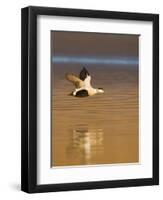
[{"left": 51, "top": 66, "right": 139, "bottom": 167}]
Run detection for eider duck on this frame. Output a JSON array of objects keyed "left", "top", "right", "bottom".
[{"left": 66, "top": 67, "right": 104, "bottom": 97}]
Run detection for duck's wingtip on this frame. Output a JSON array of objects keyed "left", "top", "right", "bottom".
[
  {"left": 79, "top": 67, "right": 90, "bottom": 80},
  {"left": 82, "top": 67, "right": 88, "bottom": 72}
]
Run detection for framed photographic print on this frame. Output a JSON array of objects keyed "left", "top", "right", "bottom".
[{"left": 21, "top": 6, "right": 159, "bottom": 193}]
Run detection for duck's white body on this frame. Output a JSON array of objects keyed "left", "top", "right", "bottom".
[{"left": 72, "top": 76, "right": 96, "bottom": 96}]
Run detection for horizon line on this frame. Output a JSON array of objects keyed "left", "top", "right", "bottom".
[{"left": 52, "top": 55, "right": 138, "bottom": 65}]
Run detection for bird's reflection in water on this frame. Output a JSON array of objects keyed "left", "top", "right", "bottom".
[{"left": 67, "top": 125, "right": 104, "bottom": 165}]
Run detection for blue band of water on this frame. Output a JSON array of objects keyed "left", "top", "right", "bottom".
[{"left": 52, "top": 55, "right": 138, "bottom": 65}]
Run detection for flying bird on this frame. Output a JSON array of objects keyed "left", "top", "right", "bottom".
[{"left": 66, "top": 67, "right": 104, "bottom": 97}]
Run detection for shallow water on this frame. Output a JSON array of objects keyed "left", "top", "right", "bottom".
[{"left": 51, "top": 65, "right": 139, "bottom": 167}]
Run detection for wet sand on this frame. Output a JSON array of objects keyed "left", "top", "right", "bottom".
[{"left": 51, "top": 65, "right": 139, "bottom": 167}]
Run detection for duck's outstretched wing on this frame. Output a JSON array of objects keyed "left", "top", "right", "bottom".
[
  {"left": 79, "top": 67, "right": 92, "bottom": 88},
  {"left": 66, "top": 73, "right": 84, "bottom": 88}
]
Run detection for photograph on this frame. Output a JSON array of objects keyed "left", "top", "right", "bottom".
[
  {"left": 21, "top": 6, "right": 159, "bottom": 193},
  {"left": 51, "top": 31, "right": 139, "bottom": 167}
]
